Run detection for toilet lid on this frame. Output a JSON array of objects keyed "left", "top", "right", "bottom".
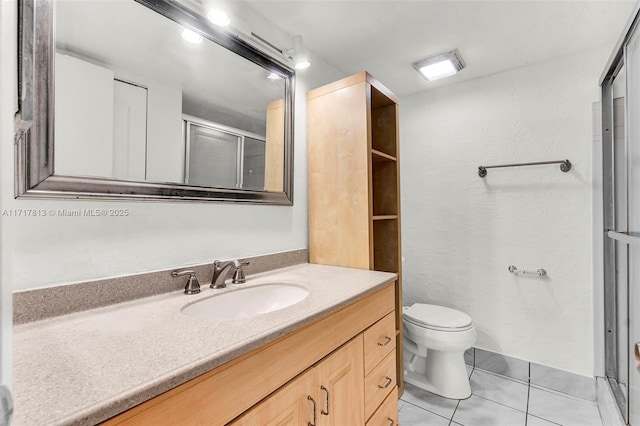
[{"left": 403, "top": 304, "right": 472, "bottom": 330}]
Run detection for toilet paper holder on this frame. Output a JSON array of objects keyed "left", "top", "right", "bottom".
[{"left": 508, "top": 265, "right": 547, "bottom": 277}]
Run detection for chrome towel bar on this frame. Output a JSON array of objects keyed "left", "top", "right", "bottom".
[
  {"left": 508, "top": 265, "right": 547, "bottom": 277},
  {"left": 478, "top": 159, "right": 571, "bottom": 177}
]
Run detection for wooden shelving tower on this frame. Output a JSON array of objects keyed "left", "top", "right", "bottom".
[{"left": 307, "top": 71, "right": 403, "bottom": 395}]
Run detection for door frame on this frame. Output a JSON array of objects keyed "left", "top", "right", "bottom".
[{"left": 0, "top": 0, "right": 15, "bottom": 423}]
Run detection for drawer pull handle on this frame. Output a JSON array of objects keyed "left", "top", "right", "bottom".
[
  {"left": 378, "top": 376, "right": 393, "bottom": 389},
  {"left": 386, "top": 418, "right": 395, "bottom": 426},
  {"left": 320, "top": 385, "right": 330, "bottom": 415},
  {"left": 307, "top": 395, "right": 316, "bottom": 426},
  {"left": 378, "top": 336, "right": 392, "bottom": 347}
]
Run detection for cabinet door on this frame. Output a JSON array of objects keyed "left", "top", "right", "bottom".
[
  {"left": 307, "top": 81, "right": 371, "bottom": 270},
  {"left": 317, "top": 336, "right": 365, "bottom": 426},
  {"left": 231, "top": 368, "right": 316, "bottom": 426}
]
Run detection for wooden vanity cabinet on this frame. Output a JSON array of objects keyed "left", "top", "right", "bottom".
[
  {"left": 103, "top": 283, "right": 396, "bottom": 426},
  {"left": 363, "top": 312, "right": 397, "bottom": 422},
  {"left": 232, "top": 336, "right": 364, "bottom": 426},
  {"left": 367, "top": 388, "right": 399, "bottom": 426},
  {"left": 307, "top": 71, "right": 404, "bottom": 395}
]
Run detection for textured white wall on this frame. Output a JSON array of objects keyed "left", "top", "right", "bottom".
[
  {"left": 0, "top": 3, "right": 344, "bottom": 291},
  {"left": 400, "top": 48, "right": 610, "bottom": 376}
]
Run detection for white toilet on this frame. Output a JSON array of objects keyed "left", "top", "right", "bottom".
[{"left": 403, "top": 303, "right": 476, "bottom": 399}]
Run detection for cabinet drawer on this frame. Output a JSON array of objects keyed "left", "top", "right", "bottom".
[
  {"left": 364, "top": 311, "right": 396, "bottom": 375},
  {"left": 364, "top": 350, "right": 396, "bottom": 420},
  {"left": 366, "top": 387, "right": 398, "bottom": 426}
]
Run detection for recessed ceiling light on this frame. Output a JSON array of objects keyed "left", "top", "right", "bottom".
[
  {"left": 291, "top": 35, "right": 311, "bottom": 70},
  {"left": 181, "top": 28, "right": 203, "bottom": 44},
  {"left": 294, "top": 60, "right": 311, "bottom": 70},
  {"left": 412, "top": 49, "right": 465, "bottom": 81},
  {"left": 208, "top": 9, "right": 230, "bottom": 26}
]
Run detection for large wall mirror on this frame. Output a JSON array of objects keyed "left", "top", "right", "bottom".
[{"left": 15, "top": 0, "right": 295, "bottom": 204}]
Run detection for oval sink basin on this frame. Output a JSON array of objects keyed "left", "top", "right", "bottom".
[{"left": 181, "top": 283, "right": 309, "bottom": 320}]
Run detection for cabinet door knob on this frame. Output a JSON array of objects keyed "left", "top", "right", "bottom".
[
  {"left": 320, "top": 385, "right": 330, "bottom": 415},
  {"left": 378, "top": 376, "right": 393, "bottom": 389},
  {"left": 386, "top": 418, "right": 395, "bottom": 426},
  {"left": 307, "top": 395, "right": 317, "bottom": 426},
  {"left": 635, "top": 342, "right": 640, "bottom": 368},
  {"left": 378, "top": 336, "right": 392, "bottom": 347}
]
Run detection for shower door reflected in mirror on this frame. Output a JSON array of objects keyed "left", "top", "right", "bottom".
[{"left": 185, "top": 118, "right": 266, "bottom": 190}]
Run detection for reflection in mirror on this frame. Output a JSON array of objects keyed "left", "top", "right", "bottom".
[
  {"left": 185, "top": 115, "right": 269, "bottom": 190},
  {"left": 53, "top": 0, "right": 286, "bottom": 192},
  {"left": 15, "top": 0, "right": 294, "bottom": 204}
]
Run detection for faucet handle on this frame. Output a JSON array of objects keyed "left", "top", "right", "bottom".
[
  {"left": 171, "top": 270, "right": 201, "bottom": 295},
  {"left": 232, "top": 261, "right": 250, "bottom": 284}
]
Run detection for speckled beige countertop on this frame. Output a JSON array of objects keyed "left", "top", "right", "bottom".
[{"left": 13, "top": 263, "right": 397, "bottom": 426}]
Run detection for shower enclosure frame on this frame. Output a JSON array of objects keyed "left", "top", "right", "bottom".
[{"left": 600, "top": 3, "right": 640, "bottom": 424}]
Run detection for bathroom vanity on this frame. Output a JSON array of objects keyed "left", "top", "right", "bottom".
[
  {"left": 108, "top": 282, "right": 397, "bottom": 425},
  {"left": 12, "top": 263, "right": 398, "bottom": 425}
]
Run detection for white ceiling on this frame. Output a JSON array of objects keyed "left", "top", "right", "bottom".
[{"left": 245, "top": 0, "right": 635, "bottom": 96}]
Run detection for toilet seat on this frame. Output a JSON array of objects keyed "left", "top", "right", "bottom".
[{"left": 403, "top": 304, "right": 473, "bottom": 331}]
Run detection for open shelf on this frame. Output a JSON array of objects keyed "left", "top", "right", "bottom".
[
  {"left": 372, "top": 160, "right": 398, "bottom": 216},
  {"left": 371, "top": 87, "right": 397, "bottom": 157},
  {"left": 373, "top": 219, "right": 400, "bottom": 274},
  {"left": 372, "top": 215, "right": 398, "bottom": 221},
  {"left": 371, "top": 149, "right": 396, "bottom": 162}
]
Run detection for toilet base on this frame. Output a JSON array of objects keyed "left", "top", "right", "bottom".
[{"left": 404, "top": 350, "right": 472, "bottom": 400}]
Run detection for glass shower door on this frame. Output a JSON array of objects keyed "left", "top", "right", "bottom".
[
  {"left": 603, "top": 13, "right": 640, "bottom": 424},
  {"left": 624, "top": 23, "right": 640, "bottom": 426},
  {"left": 604, "top": 69, "right": 630, "bottom": 423}
]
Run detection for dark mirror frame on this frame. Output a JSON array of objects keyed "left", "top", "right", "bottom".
[{"left": 15, "top": 0, "right": 295, "bottom": 204}]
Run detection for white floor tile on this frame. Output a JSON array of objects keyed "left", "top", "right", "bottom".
[
  {"left": 467, "top": 364, "right": 474, "bottom": 378},
  {"left": 527, "top": 414, "right": 561, "bottom": 425},
  {"left": 470, "top": 369, "right": 529, "bottom": 412},
  {"left": 398, "top": 400, "right": 405, "bottom": 411},
  {"left": 401, "top": 382, "right": 460, "bottom": 419},
  {"left": 528, "top": 387, "right": 603, "bottom": 426},
  {"left": 452, "top": 395, "right": 526, "bottom": 426},
  {"left": 399, "top": 403, "right": 450, "bottom": 426}
]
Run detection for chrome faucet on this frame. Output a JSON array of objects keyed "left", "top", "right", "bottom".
[{"left": 211, "top": 259, "right": 250, "bottom": 289}]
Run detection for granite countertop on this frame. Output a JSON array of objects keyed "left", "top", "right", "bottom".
[{"left": 13, "top": 263, "right": 397, "bottom": 426}]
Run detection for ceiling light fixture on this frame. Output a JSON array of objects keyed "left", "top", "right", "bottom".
[
  {"left": 207, "top": 9, "right": 230, "bottom": 26},
  {"left": 181, "top": 28, "right": 203, "bottom": 44},
  {"left": 290, "top": 35, "right": 311, "bottom": 70},
  {"left": 412, "top": 49, "right": 465, "bottom": 81}
]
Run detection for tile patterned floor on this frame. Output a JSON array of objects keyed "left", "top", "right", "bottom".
[{"left": 399, "top": 366, "right": 603, "bottom": 426}]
